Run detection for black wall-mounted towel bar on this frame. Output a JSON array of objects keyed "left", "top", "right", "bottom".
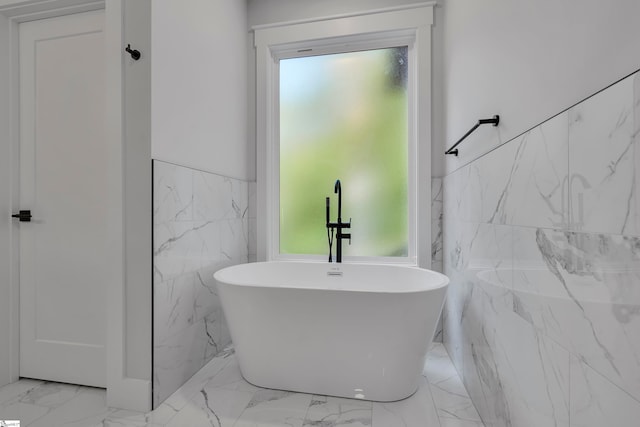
[{"left": 445, "top": 115, "right": 500, "bottom": 156}]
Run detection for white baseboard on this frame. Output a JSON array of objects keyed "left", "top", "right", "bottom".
[{"left": 107, "top": 377, "right": 151, "bottom": 413}]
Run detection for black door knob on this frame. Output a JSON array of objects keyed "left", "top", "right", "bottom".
[{"left": 11, "top": 210, "right": 32, "bottom": 222}]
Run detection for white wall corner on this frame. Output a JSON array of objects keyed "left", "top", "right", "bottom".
[{"left": 105, "top": 0, "right": 151, "bottom": 412}]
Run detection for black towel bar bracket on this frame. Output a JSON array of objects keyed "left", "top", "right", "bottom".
[{"left": 445, "top": 115, "right": 500, "bottom": 156}]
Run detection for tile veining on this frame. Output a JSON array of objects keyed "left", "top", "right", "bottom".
[
  {"left": 303, "top": 395, "right": 372, "bottom": 427},
  {"left": 443, "top": 70, "right": 640, "bottom": 427},
  {"left": 0, "top": 343, "right": 479, "bottom": 427},
  {"left": 152, "top": 160, "right": 249, "bottom": 408}
]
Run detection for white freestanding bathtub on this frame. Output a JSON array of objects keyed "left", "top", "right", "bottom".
[{"left": 214, "top": 261, "right": 448, "bottom": 401}]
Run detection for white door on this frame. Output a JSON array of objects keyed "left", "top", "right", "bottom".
[{"left": 19, "top": 10, "right": 107, "bottom": 388}]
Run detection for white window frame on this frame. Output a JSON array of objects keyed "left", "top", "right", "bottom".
[{"left": 254, "top": 3, "right": 434, "bottom": 267}]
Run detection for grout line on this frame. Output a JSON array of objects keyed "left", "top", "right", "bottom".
[
  {"left": 436, "top": 344, "right": 485, "bottom": 426},
  {"left": 426, "top": 380, "right": 444, "bottom": 427}
]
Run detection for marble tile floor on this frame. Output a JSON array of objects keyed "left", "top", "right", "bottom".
[{"left": 0, "top": 343, "right": 484, "bottom": 427}]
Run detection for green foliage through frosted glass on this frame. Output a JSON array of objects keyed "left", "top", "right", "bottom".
[{"left": 280, "top": 47, "right": 408, "bottom": 257}]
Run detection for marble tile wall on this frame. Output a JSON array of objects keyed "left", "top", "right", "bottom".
[
  {"left": 442, "top": 71, "right": 640, "bottom": 426},
  {"left": 153, "top": 160, "right": 249, "bottom": 408},
  {"left": 432, "top": 177, "right": 444, "bottom": 341},
  {"left": 248, "top": 182, "right": 257, "bottom": 262},
  {"left": 432, "top": 177, "right": 444, "bottom": 274}
]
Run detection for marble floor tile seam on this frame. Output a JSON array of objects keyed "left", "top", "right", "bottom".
[
  {"left": 426, "top": 382, "right": 444, "bottom": 427},
  {"left": 430, "top": 384, "right": 481, "bottom": 421},
  {"left": 0, "top": 342, "right": 484, "bottom": 427},
  {"left": 427, "top": 344, "right": 484, "bottom": 426},
  {"left": 157, "top": 348, "right": 236, "bottom": 415},
  {"left": 444, "top": 401, "right": 487, "bottom": 427},
  {"left": 4, "top": 383, "right": 468, "bottom": 427},
  {"left": 145, "top": 401, "right": 180, "bottom": 427},
  {"left": 164, "top": 349, "right": 450, "bottom": 427},
  {"left": 231, "top": 388, "right": 322, "bottom": 427},
  {"left": 207, "top": 373, "right": 261, "bottom": 424},
  {"left": 441, "top": 344, "right": 467, "bottom": 393}
]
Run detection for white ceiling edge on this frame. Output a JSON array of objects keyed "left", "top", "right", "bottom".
[{"left": 0, "top": 0, "right": 104, "bottom": 21}]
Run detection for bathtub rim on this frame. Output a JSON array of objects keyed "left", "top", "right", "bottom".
[{"left": 214, "top": 260, "right": 449, "bottom": 294}]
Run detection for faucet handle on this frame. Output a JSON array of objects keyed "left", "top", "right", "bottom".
[{"left": 344, "top": 221, "right": 352, "bottom": 244}]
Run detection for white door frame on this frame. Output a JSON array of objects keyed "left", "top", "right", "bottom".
[{"left": 0, "top": 0, "right": 151, "bottom": 412}]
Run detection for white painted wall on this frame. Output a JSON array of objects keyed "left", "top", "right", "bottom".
[
  {"left": 443, "top": 0, "right": 640, "bottom": 173},
  {"left": 151, "top": 0, "right": 250, "bottom": 180},
  {"left": 122, "top": 0, "right": 152, "bottom": 382},
  {"left": 0, "top": 12, "right": 14, "bottom": 388},
  {"left": 248, "top": 0, "right": 425, "bottom": 26}
]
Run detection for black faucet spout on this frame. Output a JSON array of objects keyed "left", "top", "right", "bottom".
[{"left": 326, "top": 179, "right": 351, "bottom": 263}]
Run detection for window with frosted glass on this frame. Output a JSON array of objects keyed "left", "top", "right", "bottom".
[{"left": 279, "top": 46, "right": 408, "bottom": 257}]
